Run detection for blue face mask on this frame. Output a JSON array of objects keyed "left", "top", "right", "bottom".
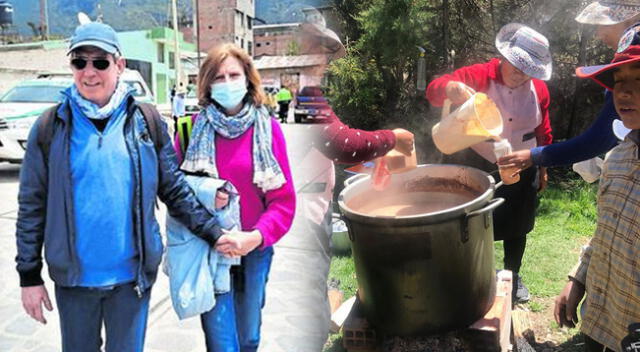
[{"left": 210, "top": 79, "right": 248, "bottom": 111}]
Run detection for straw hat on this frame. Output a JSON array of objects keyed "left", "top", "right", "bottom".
[
  {"left": 495, "top": 23, "right": 552, "bottom": 81},
  {"left": 576, "top": 1, "right": 640, "bottom": 25}
]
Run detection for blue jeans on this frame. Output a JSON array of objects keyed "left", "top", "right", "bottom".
[
  {"left": 54, "top": 282, "right": 151, "bottom": 352},
  {"left": 201, "top": 246, "right": 274, "bottom": 352}
]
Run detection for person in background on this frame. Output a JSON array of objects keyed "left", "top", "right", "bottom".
[
  {"left": 170, "top": 84, "right": 176, "bottom": 106},
  {"left": 426, "top": 23, "right": 553, "bottom": 304},
  {"left": 276, "top": 85, "right": 292, "bottom": 123},
  {"left": 498, "top": 0, "right": 640, "bottom": 173},
  {"left": 15, "top": 22, "right": 230, "bottom": 352},
  {"left": 554, "top": 23, "right": 640, "bottom": 352},
  {"left": 172, "top": 82, "right": 187, "bottom": 135},
  {"left": 173, "top": 43, "right": 296, "bottom": 352}
]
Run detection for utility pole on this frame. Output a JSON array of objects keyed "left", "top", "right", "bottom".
[
  {"left": 172, "top": 0, "right": 182, "bottom": 87},
  {"left": 40, "top": 0, "right": 49, "bottom": 39},
  {"left": 194, "top": 0, "right": 201, "bottom": 69}
]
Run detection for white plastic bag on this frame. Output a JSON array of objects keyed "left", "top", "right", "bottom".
[{"left": 572, "top": 157, "right": 604, "bottom": 183}]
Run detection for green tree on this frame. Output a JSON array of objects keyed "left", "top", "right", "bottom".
[{"left": 327, "top": 0, "right": 438, "bottom": 131}]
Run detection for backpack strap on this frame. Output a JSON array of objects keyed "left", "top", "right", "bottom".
[
  {"left": 135, "top": 101, "right": 164, "bottom": 152},
  {"left": 37, "top": 103, "right": 62, "bottom": 163}
]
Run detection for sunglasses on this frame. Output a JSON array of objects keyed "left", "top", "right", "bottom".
[{"left": 70, "top": 58, "right": 111, "bottom": 71}]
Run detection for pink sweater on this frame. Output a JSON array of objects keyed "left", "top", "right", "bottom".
[{"left": 174, "top": 115, "right": 296, "bottom": 248}]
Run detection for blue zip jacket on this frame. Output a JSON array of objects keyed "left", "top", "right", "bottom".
[
  {"left": 531, "top": 90, "right": 619, "bottom": 166},
  {"left": 15, "top": 96, "right": 223, "bottom": 294}
]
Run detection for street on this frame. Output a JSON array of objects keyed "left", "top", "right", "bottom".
[{"left": 0, "top": 113, "right": 331, "bottom": 352}]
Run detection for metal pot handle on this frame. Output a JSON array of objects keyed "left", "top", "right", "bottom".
[
  {"left": 466, "top": 197, "right": 504, "bottom": 218},
  {"left": 344, "top": 173, "right": 369, "bottom": 187},
  {"left": 494, "top": 180, "right": 504, "bottom": 189},
  {"left": 461, "top": 197, "right": 505, "bottom": 243}
]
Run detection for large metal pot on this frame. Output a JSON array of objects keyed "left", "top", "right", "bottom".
[{"left": 338, "top": 164, "right": 503, "bottom": 336}]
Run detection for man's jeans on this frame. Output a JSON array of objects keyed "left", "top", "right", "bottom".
[
  {"left": 200, "top": 246, "right": 274, "bottom": 352},
  {"left": 55, "top": 282, "right": 151, "bottom": 352}
]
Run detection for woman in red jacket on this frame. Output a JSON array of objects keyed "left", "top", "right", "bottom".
[{"left": 426, "top": 23, "right": 553, "bottom": 304}]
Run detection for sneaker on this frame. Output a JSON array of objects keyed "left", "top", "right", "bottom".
[{"left": 513, "top": 274, "right": 531, "bottom": 303}]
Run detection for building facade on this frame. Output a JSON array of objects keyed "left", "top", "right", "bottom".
[
  {"left": 196, "top": 0, "right": 254, "bottom": 55},
  {"left": 118, "top": 27, "right": 198, "bottom": 104}
]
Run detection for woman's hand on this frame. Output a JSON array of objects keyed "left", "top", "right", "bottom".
[
  {"left": 215, "top": 230, "right": 263, "bottom": 257},
  {"left": 215, "top": 190, "right": 230, "bottom": 209},
  {"left": 445, "top": 81, "right": 476, "bottom": 105},
  {"left": 554, "top": 279, "right": 585, "bottom": 328},
  {"left": 215, "top": 233, "right": 242, "bottom": 258},
  {"left": 497, "top": 149, "right": 533, "bottom": 174},
  {"left": 391, "top": 129, "right": 415, "bottom": 156}
]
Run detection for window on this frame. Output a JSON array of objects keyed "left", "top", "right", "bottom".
[
  {"left": 157, "top": 43, "right": 165, "bottom": 63},
  {"left": 247, "top": 15, "right": 252, "bottom": 30},
  {"left": 169, "top": 52, "right": 175, "bottom": 69},
  {"left": 256, "top": 42, "right": 261, "bottom": 48},
  {"left": 241, "top": 38, "right": 244, "bottom": 49},
  {"left": 248, "top": 41, "right": 252, "bottom": 56},
  {"left": 237, "top": 10, "right": 244, "bottom": 28}
]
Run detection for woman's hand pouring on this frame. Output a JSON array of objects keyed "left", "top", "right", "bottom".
[
  {"left": 215, "top": 229, "right": 264, "bottom": 258},
  {"left": 445, "top": 81, "right": 476, "bottom": 105}
]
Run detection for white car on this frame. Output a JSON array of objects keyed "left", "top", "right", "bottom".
[
  {"left": 0, "top": 78, "right": 69, "bottom": 163},
  {"left": 0, "top": 70, "right": 154, "bottom": 163}
]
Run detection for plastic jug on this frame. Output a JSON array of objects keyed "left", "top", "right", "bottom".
[{"left": 431, "top": 93, "right": 503, "bottom": 155}]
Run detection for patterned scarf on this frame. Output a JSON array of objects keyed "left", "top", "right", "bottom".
[
  {"left": 69, "top": 81, "right": 132, "bottom": 120},
  {"left": 181, "top": 103, "right": 286, "bottom": 192}
]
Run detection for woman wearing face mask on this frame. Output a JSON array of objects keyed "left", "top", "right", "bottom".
[
  {"left": 173, "top": 43, "right": 295, "bottom": 352},
  {"left": 426, "top": 23, "right": 553, "bottom": 305}
]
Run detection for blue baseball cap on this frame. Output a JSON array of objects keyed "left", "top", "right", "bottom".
[
  {"left": 576, "top": 23, "right": 640, "bottom": 89},
  {"left": 67, "top": 22, "right": 122, "bottom": 55}
]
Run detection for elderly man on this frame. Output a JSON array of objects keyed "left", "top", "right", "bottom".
[{"left": 15, "top": 22, "right": 233, "bottom": 352}]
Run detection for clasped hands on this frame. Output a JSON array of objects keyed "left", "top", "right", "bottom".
[{"left": 215, "top": 229, "right": 263, "bottom": 259}]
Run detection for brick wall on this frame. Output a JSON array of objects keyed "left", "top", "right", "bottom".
[{"left": 254, "top": 32, "right": 295, "bottom": 57}]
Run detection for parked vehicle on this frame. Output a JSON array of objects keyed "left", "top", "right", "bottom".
[
  {"left": 293, "top": 86, "right": 332, "bottom": 123},
  {"left": 0, "top": 69, "right": 154, "bottom": 163},
  {"left": 0, "top": 77, "right": 69, "bottom": 163}
]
